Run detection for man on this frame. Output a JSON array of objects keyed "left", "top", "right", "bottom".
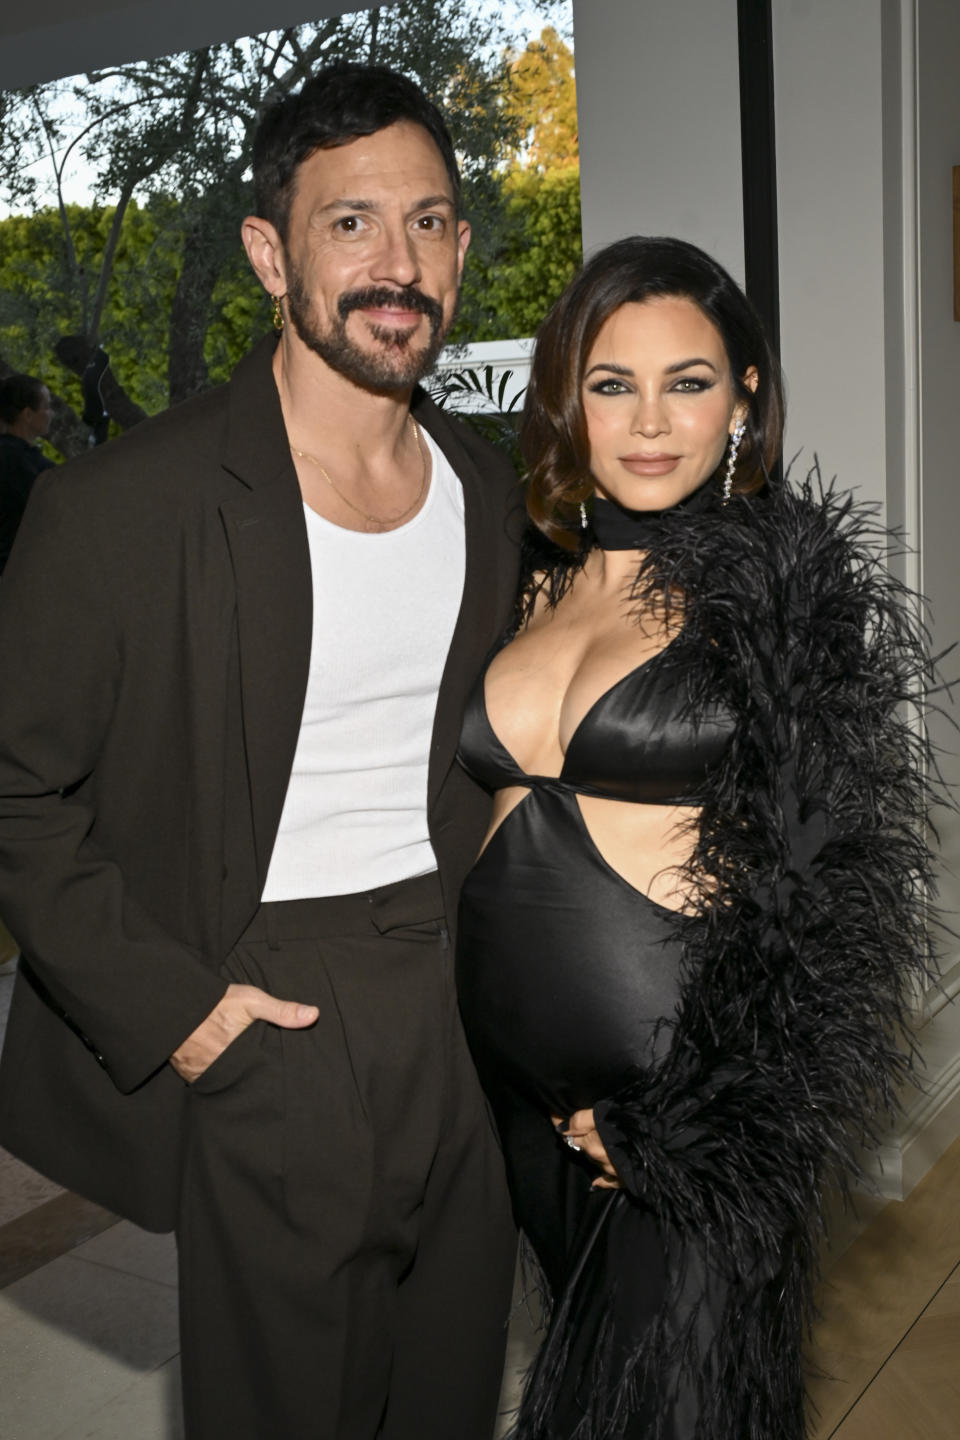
[
  {"left": 0, "top": 373, "right": 55, "bottom": 574},
  {"left": 0, "top": 65, "right": 521, "bottom": 1440}
]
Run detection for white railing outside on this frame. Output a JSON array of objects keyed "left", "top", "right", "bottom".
[{"left": 429, "top": 337, "right": 534, "bottom": 413}]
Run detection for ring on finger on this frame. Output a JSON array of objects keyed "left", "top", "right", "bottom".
[{"left": 564, "top": 1136, "right": 582, "bottom": 1152}]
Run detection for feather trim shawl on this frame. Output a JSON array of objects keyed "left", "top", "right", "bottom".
[{"left": 512, "top": 473, "right": 941, "bottom": 1440}]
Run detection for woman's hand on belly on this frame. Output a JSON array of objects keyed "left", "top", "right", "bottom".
[{"left": 552, "top": 1108, "right": 622, "bottom": 1190}]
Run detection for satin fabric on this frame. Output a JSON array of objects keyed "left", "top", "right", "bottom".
[
  {"left": 456, "top": 645, "right": 734, "bottom": 1437},
  {"left": 458, "top": 640, "right": 733, "bottom": 807}
]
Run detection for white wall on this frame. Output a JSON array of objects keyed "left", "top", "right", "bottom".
[
  {"left": 573, "top": 0, "right": 893, "bottom": 506},
  {"left": 772, "top": 0, "right": 960, "bottom": 1198},
  {"left": 772, "top": 0, "right": 890, "bottom": 505},
  {"left": 572, "top": 0, "right": 745, "bottom": 281},
  {"left": 902, "top": 0, "right": 960, "bottom": 1192},
  {"left": 917, "top": 0, "right": 960, "bottom": 684}
]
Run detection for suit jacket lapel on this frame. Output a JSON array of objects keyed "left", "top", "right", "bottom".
[
  {"left": 215, "top": 346, "right": 516, "bottom": 885},
  {"left": 414, "top": 393, "right": 514, "bottom": 812},
  {"left": 219, "top": 340, "right": 313, "bottom": 885}
]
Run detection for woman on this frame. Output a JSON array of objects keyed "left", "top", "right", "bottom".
[{"left": 455, "top": 237, "right": 936, "bottom": 1439}]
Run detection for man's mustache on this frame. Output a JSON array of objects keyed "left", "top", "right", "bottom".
[{"left": 338, "top": 286, "right": 444, "bottom": 331}]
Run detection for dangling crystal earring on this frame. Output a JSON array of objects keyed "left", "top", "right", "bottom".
[
  {"left": 723, "top": 419, "right": 746, "bottom": 504},
  {"left": 272, "top": 295, "right": 285, "bottom": 333},
  {"left": 579, "top": 501, "right": 588, "bottom": 530}
]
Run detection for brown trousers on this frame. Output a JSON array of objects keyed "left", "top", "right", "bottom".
[{"left": 176, "top": 873, "right": 516, "bottom": 1440}]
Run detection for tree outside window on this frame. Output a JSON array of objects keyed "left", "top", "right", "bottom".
[{"left": 0, "top": 1, "right": 580, "bottom": 458}]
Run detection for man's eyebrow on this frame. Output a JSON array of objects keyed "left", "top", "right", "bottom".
[
  {"left": 315, "top": 194, "right": 456, "bottom": 215},
  {"left": 315, "top": 197, "right": 378, "bottom": 215},
  {"left": 409, "top": 194, "right": 456, "bottom": 211}
]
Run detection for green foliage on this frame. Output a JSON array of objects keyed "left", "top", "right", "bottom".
[
  {"left": 0, "top": 195, "right": 279, "bottom": 406},
  {"left": 499, "top": 165, "right": 582, "bottom": 334},
  {"left": 453, "top": 164, "right": 582, "bottom": 342},
  {"left": 0, "top": 198, "right": 180, "bottom": 416},
  {"left": 453, "top": 22, "right": 581, "bottom": 344},
  {"left": 204, "top": 256, "right": 273, "bottom": 387},
  {"left": 504, "top": 26, "right": 578, "bottom": 172},
  {"left": 0, "top": 3, "right": 579, "bottom": 418}
]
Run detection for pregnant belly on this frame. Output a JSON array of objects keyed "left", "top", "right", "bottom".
[{"left": 456, "top": 787, "right": 684, "bottom": 1117}]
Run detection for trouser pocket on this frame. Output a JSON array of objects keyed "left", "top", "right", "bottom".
[{"left": 188, "top": 1018, "right": 265, "bottom": 1095}]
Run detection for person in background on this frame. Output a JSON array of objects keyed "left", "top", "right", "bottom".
[{"left": 0, "top": 373, "right": 54, "bottom": 574}]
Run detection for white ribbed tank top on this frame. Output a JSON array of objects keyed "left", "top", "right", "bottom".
[{"left": 261, "top": 429, "right": 466, "bottom": 900}]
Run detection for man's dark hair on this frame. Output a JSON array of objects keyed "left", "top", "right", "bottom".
[
  {"left": 0, "top": 373, "right": 47, "bottom": 424},
  {"left": 252, "top": 62, "right": 461, "bottom": 240}
]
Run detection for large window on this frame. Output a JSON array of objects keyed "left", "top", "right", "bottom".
[{"left": 0, "top": 1, "right": 577, "bottom": 456}]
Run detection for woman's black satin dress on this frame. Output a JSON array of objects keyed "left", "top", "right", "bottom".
[{"left": 456, "top": 641, "right": 734, "bottom": 1439}]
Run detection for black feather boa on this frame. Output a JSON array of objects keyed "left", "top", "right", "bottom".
[{"left": 508, "top": 472, "right": 944, "bottom": 1440}]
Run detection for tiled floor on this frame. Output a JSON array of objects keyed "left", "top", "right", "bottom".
[
  {"left": 807, "top": 1136, "right": 960, "bottom": 1440},
  {"left": 0, "top": 1223, "right": 182, "bottom": 1440},
  {"left": 3, "top": 949, "right": 958, "bottom": 1440},
  {"left": 0, "top": 1141, "right": 62, "bottom": 1230},
  {"left": 0, "top": 1205, "right": 532, "bottom": 1440},
  {"left": 0, "top": 954, "right": 66, "bottom": 1233}
]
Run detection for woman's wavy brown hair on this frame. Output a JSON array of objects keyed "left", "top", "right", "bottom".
[{"left": 521, "top": 235, "right": 785, "bottom": 549}]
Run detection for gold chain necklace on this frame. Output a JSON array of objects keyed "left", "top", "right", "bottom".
[{"left": 290, "top": 415, "right": 426, "bottom": 530}]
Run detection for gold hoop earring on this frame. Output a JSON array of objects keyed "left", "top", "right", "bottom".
[{"left": 272, "top": 295, "right": 284, "bottom": 333}]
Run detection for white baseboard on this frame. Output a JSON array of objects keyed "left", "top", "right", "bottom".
[{"left": 866, "top": 977, "right": 960, "bottom": 1200}]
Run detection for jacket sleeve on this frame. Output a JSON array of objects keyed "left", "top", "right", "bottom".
[
  {"left": 594, "top": 484, "right": 935, "bottom": 1274},
  {"left": 0, "top": 471, "right": 228, "bottom": 1093}
]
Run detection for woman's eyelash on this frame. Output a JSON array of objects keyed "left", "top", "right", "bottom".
[
  {"left": 586, "top": 376, "right": 716, "bottom": 395},
  {"left": 672, "top": 376, "right": 714, "bottom": 392},
  {"left": 587, "top": 378, "right": 629, "bottom": 394}
]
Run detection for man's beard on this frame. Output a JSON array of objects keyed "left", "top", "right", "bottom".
[{"left": 285, "top": 263, "right": 451, "bottom": 392}]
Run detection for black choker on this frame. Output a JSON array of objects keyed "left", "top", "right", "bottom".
[{"left": 589, "top": 479, "right": 719, "bottom": 551}]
